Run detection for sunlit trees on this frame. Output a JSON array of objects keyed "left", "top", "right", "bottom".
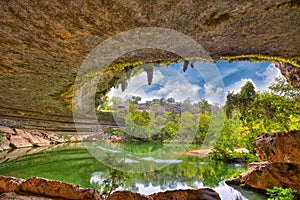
[
  {"left": 219, "top": 77, "right": 300, "bottom": 156},
  {"left": 195, "top": 112, "right": 212, "bottom": 145}
]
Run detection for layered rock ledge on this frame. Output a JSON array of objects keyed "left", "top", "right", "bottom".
[
  {"left": 0, "top": 176, "right": 221, "bottom": 200},
  {"left": 226, "top": 130, "right": 300, "bottom": 192},
  {"left": 0, "top": 125, "right": 81, "bottom": 151},
  {"left": 0, "top": 0, "right": 300, "bottom": 128}
]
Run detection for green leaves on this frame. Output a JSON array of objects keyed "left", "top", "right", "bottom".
[{"left": 267, "top": 186, "right": 298, "bottom": 200}]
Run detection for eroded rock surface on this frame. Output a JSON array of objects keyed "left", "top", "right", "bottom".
[
  {"left": 150, "top": 188, "right": 222, "bottom": 200},
  {"left": 107, "top": 191, "right": 153, "bottom": 200},
  {"left": 0, "top": 0, "right": 299, "bottom": 128},
  {"left": 0, "top": 192, "right": 52, "bottom": 200},
  {"left": 0, "top": 176, "right": 222, "bottom": 200},
  {"left": 253, "top": 130, "right": 300, "bottom": 164},
  {"left": 20, "top": 177, "right": 101, "bottom": 200},
  {"left": 227, "top": 162, "right": 300, "bottom": 192},
  {"left": 0, "top": 176, "right": 24, "bottom": 193},
  {"left": 0, "top": 125, "right": 81, "bottom": 151},
  {"left": 276, "top": 61, "right": 300, "bottom": 88},
  {"left": 226, "top": 130, "right": 300, "bottom": 192}
]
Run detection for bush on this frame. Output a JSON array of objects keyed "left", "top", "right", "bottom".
[{"left": 267, "top": 186, "right": 298, "bottom": 200}]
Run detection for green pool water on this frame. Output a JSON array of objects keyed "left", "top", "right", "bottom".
[{"left": 0, "top": 143, "right": 267, "bottom": 200}]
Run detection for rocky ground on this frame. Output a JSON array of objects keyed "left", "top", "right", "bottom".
[{"left": 0, "top": 125, "right": 81, "bottom": 151}]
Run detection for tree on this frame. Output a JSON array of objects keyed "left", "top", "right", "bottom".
[
  {"left": 130, "top": 96, "right": 142, "bottom": 104},
  {"left": 177, "top": 111, "right": 195, "bottom": 143},
  {"left": 195, "top": 112, "right": 212, "bottom": 144},
  {"left": 110, "top": 96, "right": 122, "bottom": 110},
  {"left": 198, "top": 99, "right": 212, "bottom": 114},
  {"left": 223, "top": 78, "right": 300, "bottom": 153},
  {"left": 123, "top": 104, "right": 151, "bottom": 140}
]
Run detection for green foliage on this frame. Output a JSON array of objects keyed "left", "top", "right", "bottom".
[
  {"left": 106, "top": 128, "right": 118, "bottom": 135},
  {"left": 99, "top": 153, "right": 128, "bottom": 199},
  {"left": 220, "top": 55, "right": 299, "bottom": 67},
  {"left": 195, "top": 112, "right": 212, "bottom": 144},
  {"left": 122, "top": 104, "right": 153, "bottom": 140},
  {"left": 99, "top": 168, "right": 127, "bottom": 199},
  {"left": 223, "top": 78, "right": 300, "bottom": 154},
  {"left": 0, "top": 130, "right": 4, "bottom": 138},
  {"left": 210, "top": 117, "right": 251, "bottom": 162},
  {"left": 267, "top": 186, "right": 298, "bottom": 200}
]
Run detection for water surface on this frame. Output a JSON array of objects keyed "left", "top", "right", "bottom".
[{"left": 0, "top": 143, "right": 267, "bottom": 200}]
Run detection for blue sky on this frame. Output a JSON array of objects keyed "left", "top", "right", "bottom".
[{"left": 107, "top": 61, "right": 283, "bottom": 105}]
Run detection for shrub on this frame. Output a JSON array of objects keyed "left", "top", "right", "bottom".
[{"left": 267, "top": 186, "right": 298, "bottom": 200}]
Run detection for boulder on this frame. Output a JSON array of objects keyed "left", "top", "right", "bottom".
[
  {"left": 5, "top": 148, "right": 31, "bottom": 161},
  {"left": 20, "top": 177, "right": 102, "bottom": 200},
  {"left": 107, "top": 191, "right": 153, "bottom": 200},
  {"left": 0, "top": 176, "right": 24, "bottom": 193},
  {"left": 227, "top": 130, "right": 300, "bottom": 192},
  {"left": 0, "top": 192, "right": 52, "bottom": 200},
  {"left": 42, "top": 132, "right": 66, "bottom": 143},
  {"left": 0, "top": 175, "right": 222, "bottom": 200},
  {"left": 253, "top": 130, "right": 300, "bottom": 164},
  {"left": 0, "top": 136, "right": 10, "bottom": 150},
  {"left": 9, "top": 135, "right": 32, "bottom": 148},
  {"left": 150, "top": 188, "right": 221, "bottom": 200},
  {"left": 0, "top": 126, "right": 15, "bottom": 134},
  {"left": 226, "top": 162, "right": 300, "bottom": 192},
  {"left": 15, "top": 129, "right": 50, "bottom": 147}
]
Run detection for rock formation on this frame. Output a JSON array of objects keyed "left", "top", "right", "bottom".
[
  {"left": 150, "top": 188, "right": 221, "bottom": 200},
  {"left": 253, "top": 130, "right": 300, "bottom": 164},
  {"left": 276, "top": 61, "right": 300, "bottom": 89},
  {"left": 226, "top": 130, "right": 300, "bottom": 192},
  {"left": 0, "top": 176, "right": 102, "bottom": 200},
  {"left": 0, "top": 0, "right": 299, "bottom": 129},
  {"left": 0, "top": 176, "right": 221, "bottom": 200},
  {"left": 0, "top": 125, "right": 81, "bottom": 151}
]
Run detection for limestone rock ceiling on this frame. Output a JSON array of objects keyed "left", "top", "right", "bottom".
[{"left": 0, "top": 0, "right": 299, "bottom": 127}]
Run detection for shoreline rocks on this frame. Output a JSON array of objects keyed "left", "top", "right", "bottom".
[
  {"left": 0, "top": 125, "right": 81, "bottom": 151},
  {"left": 226, "top": 130, "right": 300, "bottom": 192},
  {"left": 0, "top": 176, "right": 101, "bottom": 200},
  {"left": 0, "top": 176, "right": 221, "bottom": 200}
]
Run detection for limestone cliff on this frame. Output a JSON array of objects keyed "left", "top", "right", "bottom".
[{"left": 0, "top": 0, "right": 299, "bottom": 129}]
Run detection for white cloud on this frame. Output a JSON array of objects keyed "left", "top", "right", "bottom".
[
  {"left": 255, "top": 63, "right": 283, "bottom": 88},
  {"left": 153, "top": 79, "right": 201, "bottom": 102},
  {"left": 107, "top": 69, "right": 201, "bottom": 103},
  {"left": 225, "top": 78, "right": 256, "bottom": 94},
  {"left": 204, "top": 84, "right": 225, "bottom": 105}
]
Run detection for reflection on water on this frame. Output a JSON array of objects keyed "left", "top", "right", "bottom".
[{"left": 0, "top": 143, "right": 267, "bottom": 200}]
